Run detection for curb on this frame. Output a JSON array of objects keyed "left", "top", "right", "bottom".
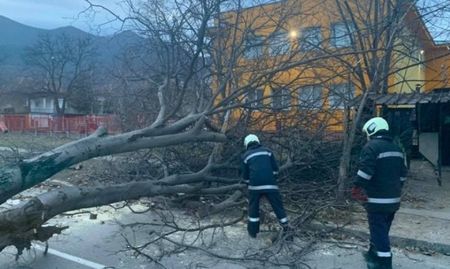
[{"left": 308, "top": 223, "right": 450, "bottom": 255}]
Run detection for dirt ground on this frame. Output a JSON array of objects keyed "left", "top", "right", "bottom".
[{"left": 402, "top": 160, "right": 450, "bottom": 211}]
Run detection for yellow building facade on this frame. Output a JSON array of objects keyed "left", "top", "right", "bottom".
[{"left": 213, "top": 0, "right": 450, "bottom": 133}]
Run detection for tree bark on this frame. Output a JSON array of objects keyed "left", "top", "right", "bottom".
[
  {"left": 0, "top": 180, "right": 243, "bottom": 253},
  {"left": 0, "top": 125, "right": 226, "bottom": 205},
  {"left": 336, "top": 88, "right": 371, "bottom": 202}
]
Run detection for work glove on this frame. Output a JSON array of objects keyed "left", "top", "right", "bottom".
[{"left": 351, "top": 186, "right": 368, "bottom": 202}]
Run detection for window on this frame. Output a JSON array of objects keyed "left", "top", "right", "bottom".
[
  {"left": 58, "top": 98, "right": 64, "bottom": 108},
  {"left": 271, "top": 88, "right": 291, "bottom": 110},
  {"left": 30, "top": 97, "right": 52, "bottom": 113},
  {"left": 331, "top": 22, "right": 354, "bottom": 48},
  {"left": 245, "top": 88, "right": 264, "bottom": 109},
  {"left": 45, "top": 98, "right": 54, "bottom": 108},
  {"left": 35, "top": 98, "right": 44, "bottom": 108},
  {"left": 300, "top": 27, "right": 322, "bottom": 51},
  {"left": 298, "top": 85, "right": 323, "bottom": 109},
  {"left": 268, "top": 31, "right": 290, "bottom": 56},
  {"left": 328, "top": 83, "right": 355, "bottom": 109},
  {"left": 243, "top": 34, "right": 263, "bottom": 59}
]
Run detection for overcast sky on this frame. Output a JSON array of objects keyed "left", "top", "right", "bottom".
[
  {"left": 0, "top": 0, "right": 125, "bottom": 35},
  {"left": 0, "top": 0, "right": 447, "bottom": 41}
]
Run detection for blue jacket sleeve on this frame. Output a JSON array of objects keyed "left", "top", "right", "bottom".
[
  {"left": 354, "top": 144, "right": 376, "bottom": 189},
  {"left": 270, "top": 151, "right": 279, "bottom": 176},
  {"left": 240, "top": 156, "right": 249, "bottom": 184}
]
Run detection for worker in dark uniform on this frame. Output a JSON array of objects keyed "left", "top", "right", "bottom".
[
  {"left": 352, "top": 117, "right": 407, "bottom": 269},
  {"left": 241, "top": 134, "right": 291, "bottom": 240}
]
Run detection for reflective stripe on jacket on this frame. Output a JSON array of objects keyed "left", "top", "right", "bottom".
[
  {"left": 241, "top": 144, "right": 279, "bottom": 192},
  {"left": 354, "top": 135, "right": 407, "bottom": 212}
]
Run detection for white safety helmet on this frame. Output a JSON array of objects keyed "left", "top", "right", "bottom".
[
  {"left": 244, "top": 134, "right": 260, "bottom": 148},
  {"left": 362, "top": 117, "right": 389, "bottom": 137}
]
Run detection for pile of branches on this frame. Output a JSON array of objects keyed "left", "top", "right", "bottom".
[{"left": 90, "top": 128, "right": 344, "bottom": 268}]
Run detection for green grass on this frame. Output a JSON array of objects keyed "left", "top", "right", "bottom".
[{"left": 0, "top": 132, "right": 77, "bottom": 152}]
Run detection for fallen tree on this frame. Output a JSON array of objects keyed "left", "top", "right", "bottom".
[
  {"left": 0, "top": 116, "right": 226, "bottom": 204},
  {"left": 0, "top": 114, "right": 235, "bottom": 251}
]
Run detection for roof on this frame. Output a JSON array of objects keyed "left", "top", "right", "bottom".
[{"left": 367, "top": 89, "right": 450, "bottom": 105}]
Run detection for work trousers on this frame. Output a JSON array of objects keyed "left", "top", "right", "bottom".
[
  {"left": 367, "top": 211, "right": 396, "bottom": 258},
  {"left": 247, "top": 190, "right": 288, "bottom": 237}
]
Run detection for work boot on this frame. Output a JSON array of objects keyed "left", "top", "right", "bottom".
[
  {"left": 281, "top": 223, "right": 294, "bottom": 241},
  {"left": 247, "top": 225, "right": 258, "bottom": 238},
  {"left": 248, "top": 232, "right": 257, "bottom": 238},
  {"left": 379, "top": 256, "right": 392, "bottom": 269},
  {"left": 363, "top": 251, "right": 378, "bottom": 269},
  {"left": 363, "top": 248, "right": 383, "bottom": 269},
  {"left": 247, "top": 220, "right": 260, "bottom": 238}
]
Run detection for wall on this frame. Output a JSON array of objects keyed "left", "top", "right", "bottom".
[
  {"left": 424, "top": 46, "right": 450, "bottom": 91},
  {"left": 419, "top": 132, "right": 439, "bottom": 166}
]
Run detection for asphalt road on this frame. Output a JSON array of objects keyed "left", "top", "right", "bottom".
[
  {"left": 2, "top": 240, "right": 450, "bottom": 269},
  {"left": 0, "top": 206, "right": 150, "bottom": 269},
  {"left": 1, "top": 206, "right": 450, "bottom": 269},
  {"left": 1, "top": 245, "right": 105, "bottom": 269}
]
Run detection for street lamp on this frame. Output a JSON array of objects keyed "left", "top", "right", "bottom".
[{"left": 289, "top": 30, "right": 298, "bottom": 39}]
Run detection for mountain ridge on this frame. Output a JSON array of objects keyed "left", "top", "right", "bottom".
[{"left": 0, "top": 15, "right": 142, "bottom": 67}]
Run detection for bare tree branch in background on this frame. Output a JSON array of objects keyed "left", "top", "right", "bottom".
[{"left": 24, "top": 33, "right": 97, "bottom": 114}]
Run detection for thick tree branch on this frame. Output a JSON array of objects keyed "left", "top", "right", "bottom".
[
  {"left": 0, "top": 128, "right": 226, "bottom": 205},
  {"left": 0, "top": 180, "right": 243, "bottom": 253}
]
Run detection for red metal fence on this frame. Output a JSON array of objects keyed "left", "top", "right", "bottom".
[{"left": 0, "top": 114, "right": 121, "bottom": 134}]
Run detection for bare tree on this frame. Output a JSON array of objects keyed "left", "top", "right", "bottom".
[{"left": 24, "top": 33, "right": 97, "bottom": 115}]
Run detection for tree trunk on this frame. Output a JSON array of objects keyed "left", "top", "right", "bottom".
[
  {"left": 0, "top": 121, "right": 226, "bottom": 205},
  {"left": 336, "top": 88, "right": 372, "bottom": 202},
  {"left": 336, "top": 116, "right": 350, "bottom": 203},
  {"left": 0, "top": 181, "right": 243, "bottom": 253}
]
